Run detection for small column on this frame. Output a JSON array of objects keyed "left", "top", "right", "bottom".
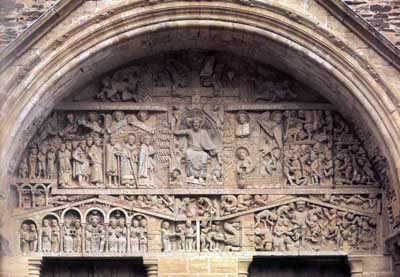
[
  {"left": 28, "top": 257, "right": 43, "bottom": 277},
  {"left": 238, "top": 257, "right": 253, "bottom": 277},
  {"left": 127, "top": 222, "right": 131, "bottom": 253},
  {"left": 348, "top": 257, "right": 363, "bottom": 277},
  {"left": 143, "top": 257, "right": 158, "bottom": 277}
]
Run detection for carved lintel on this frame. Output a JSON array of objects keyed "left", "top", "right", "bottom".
[
  {"left": 50, "top": 187, "right": 382, "bottom": 195},
  {"left": 143, "top": 257, "right": 158, "bottom": 277},
  {"left": 56, "top": 102, "right": 168, "bottom": 111},
  {"left": 225, "top": 103, "right": 335, "bottom": 111}
]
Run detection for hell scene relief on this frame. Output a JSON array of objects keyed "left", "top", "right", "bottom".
[{"left": 11, "top": 51, "right": 388, "bottom": 255}]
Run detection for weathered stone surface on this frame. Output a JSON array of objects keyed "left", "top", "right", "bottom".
[{"left": 0, "top": 0, "right": 399, "bottom": 276}]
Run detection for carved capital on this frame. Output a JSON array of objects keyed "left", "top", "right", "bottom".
[
  {"left": 238, "top": 257, "right": 253, "bottom": 277},
  {"left": 28, "top": 257, "right": 43, "bottom": 277},
  {"left": 143, "top": 257, "right": 158, "bottom": 277}
]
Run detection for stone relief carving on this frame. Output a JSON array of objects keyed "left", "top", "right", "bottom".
[
  {"left": 11, "top": 51, "right": 388, "bottom": 256},
  {"left": 14, "top": 108, "right": 379, "bottom": 191},
  {"left": 16, "top": 192, "right": 379, "bottom": 254},
  {"left": 254, "top": 199, "right": 377, "bottom": 252}
]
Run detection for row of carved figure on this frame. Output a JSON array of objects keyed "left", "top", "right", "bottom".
[
  {"left": 254, "top": 201, "right": 376, "bottom": 251},
  {"left": 161, "top": 220, "right": 241, "bottom": 252},
  {"left": 20, "top": 213, "right": 148, "bottom": 254},
  {"left": 19, "top": 112, "right": 157, "bottom": 189},
  {"left": 18, "top": 108, "right": 378, "bottom": 189}
]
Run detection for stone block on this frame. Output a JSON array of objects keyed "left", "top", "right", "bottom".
[
  {"left": 188, "top": 258, "right": 210, "bottom": 274},
  {"left": 209, "top": 258, "right": 237, "bottom": 274},
  {"left": 158, "top": 258, "right": 188, "bottom": 274}
]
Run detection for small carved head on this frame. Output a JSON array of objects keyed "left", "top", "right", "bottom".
[
  {"left": 140, "top": 218, "right": 147, "bottom": 227},
  {"left": 271, "top": 111, "right": 283, "bottom": 123},
  {"left": 21, "top": 223, "right": 28, "bottom": 231},
  {"left": 126, "top": 133, "right": 136, "bottom": 145},
  {"left": 162, "top": 221, "right": 170, "bottom": 229},
  {"left": 86, "top": 136, "right": 94, "bottom": 146},
  {"left": 74, "top": 219, "right": 81, "bottom": 228},
  {"left": 137, "top": 111, "right": 149, "bottom": 122},
  {"left": 295, "top": 200, "right": 306, "bottom": 212},
  {"left": 88, "top": 112, "right": 98, "bottom": 122},
  {"left": 95, "top": 136, "right": 102, "bottom": 146},
  {"left": 113, "top": 111, "right": 125, "bottom": 122},
  {"left": 191, "top": 116, "right": 203, "bottom": 131},
  {"left": 132, "top": 219, "right": 140, "bottom": 227},
  {"left": 43, "top": 219, "right": 49, "bottom": 227},
  {"left": 236, "top": 147, "right": 249, "bottom": 160},
  {"left": 171, "top": 168, "right": 181, "bottom": 180},
  {"left": 29, "top": 224, "right": 36, "bottom": 232},
  {"left": 236, "top": 110, "right": 250, "bottom": 124},
  {"left": 30, "top": 147, "right": 38, "bottom": 155},
  {"left": 141, "top": 134, "right": 152, "bottom": 145},
  {"left": 66, "top": 113, "right": 75, "bottom": 124}
]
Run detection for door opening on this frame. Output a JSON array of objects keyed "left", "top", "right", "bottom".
[
  {"left": 249, "top": 257, "right": 350, "bottom": 277},
  {"left": 41, "top": 258, "right": 146, "bottom": 277}
]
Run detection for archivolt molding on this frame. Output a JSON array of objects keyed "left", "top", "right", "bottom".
[{"left": 1, "top": 1, "right": 400, "bottom": 223}]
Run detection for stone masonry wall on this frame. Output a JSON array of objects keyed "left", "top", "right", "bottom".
[
  {"left": 1, "top": 0, "right": 400, "bottom": 52},
  {"left": 0, "top": 0, "right": 57, "bottom": 51},
  {"left": 344, "top": 0, "right": 400, "bottom": 47}
]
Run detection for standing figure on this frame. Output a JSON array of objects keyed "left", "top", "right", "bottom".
[
  {"left": 51, "top": 219, "right": 60, "bottom": 252},
  {"left": 37, "top": 147, "right": 47, "bottom": 179},
  {"left": 47, "top": 146, "right": 56, "bottom": 179},
  {"left": 58, "top": 143, "right": 72, "bottom": 186},
  {"left": 130, "top": 219, "right": 140, "bottom": 252},
  {"left": 139, "top": 218, "right": 148, "bottom": 252},
  {"left": 161, "top": 221, "right": 174, "bottom": 252},
  {"left": 138, "top": 135, "right": 156, "bottom": 188},
  {"left": 72, "top": 141, "right": 89, "bottom": 186},
  {"left": 20, "top": 223, "right": 30, "bottom": 252},
  {"left": 108, "top": 219, "right": 119, "bottom": 253},
  {"left": 29, "top": 224, "right": 38, "bottom": 252},
  {"left": 106, "top": 136, "right": 122, "bottom": 187},
  {"left": 87, "top": 136, "right": 104, "bottom": 187},
  {"left": 41, "top": 219, "right": 52, "bottom": 252},
  {"left": 117, "top": 218, "right": 127, "bottom": 253},
  {"left": 63, "top": 219, "right": 74, "bottom": 252},
  {"left": 185, "top": 220, "right": 196, "bottom": 251},
  {"left": 29, "top": 148, "right": 38, "bottom": 178},
  {"left": 72, "top": 219, "right": 82, "bottom": 252},
  {"left": 19, "top": 157, "right": 29, "bottom": 178},
  {"left": 174, "top": 114, "right": 218, "bottom": 184},
  {"left": 121, "top": 134, "right": 138, "bottom": 187}
]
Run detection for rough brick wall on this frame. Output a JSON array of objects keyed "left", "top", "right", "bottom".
[{"left": 343, "top": 0, "right": 400, "bottom": 47}]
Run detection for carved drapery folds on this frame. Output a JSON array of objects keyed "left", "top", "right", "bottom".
[{"left": 11, "top": 51, "right": 389, "bottom": 255}]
